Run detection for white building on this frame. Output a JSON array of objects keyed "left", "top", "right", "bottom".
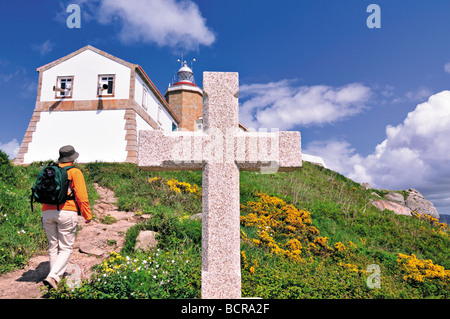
[
  {"left": 302, "top": 154, "right": 327, "bottom": 168},
  {"left": 15, "top": 45, "right": 180, "bottom": 164},
  {"left": 17, "top": 45, "right": 316, "bottom": 167}
]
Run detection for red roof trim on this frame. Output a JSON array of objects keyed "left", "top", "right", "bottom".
[{"left": 172, "top": 81, "right": 198, "bottom": 87}]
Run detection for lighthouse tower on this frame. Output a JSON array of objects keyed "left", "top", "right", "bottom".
[{"left": 165, "top": 60, "right": 203, "bottom": 131}]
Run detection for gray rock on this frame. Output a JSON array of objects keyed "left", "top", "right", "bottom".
[
  {"left": 79, "top": 243, "right": 104, "bottom": 256},
  {"left": 360, "top": 183, "right": 371, "bottom": 189},
  {"left": 371, "top": 192, "right": 381, "bottom": 198},
  {"left": 405, "top": 189, "right": 439, "bottom": 219},
  {"left": 190, "top": 213, "right": 202, "bottom": 220},
  {"left": 385, "top": 192, "right": 405, "bottom": 205},
  {"left": 371, "top": 200, "right": 412, "bottom": 216},
  {"left": 135, "top": 230, "right": 159, "bottom": 251}
]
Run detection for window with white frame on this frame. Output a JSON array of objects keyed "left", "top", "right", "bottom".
[
  {"left": 195, "top": 119, "right": 203, "bottom": 131},
  {"left": 98, "top": 74, "right": 115, "bottom": 97},
  {"left": 142, "top": 87, "right": 148, "bottom": 110},
  {"left": 157, "top": 105, "right": 162, "bottom": 125},
  {"left": 55, "top": 76, "right": 73, "bottom": 98}
]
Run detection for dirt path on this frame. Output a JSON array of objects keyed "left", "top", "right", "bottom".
[{"left": 0, "top": 183, "right": 146, "bottom": 299}]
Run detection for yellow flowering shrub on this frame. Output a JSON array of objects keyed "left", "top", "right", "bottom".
[
  {"left": 337, "top": 262, "right": 365, "bottom": 273},
  {"left": 397, "top": 253, "right": 450, "bottom": 283},
  {"left": 241, "top": 192, "right": 314, "bottom": 233},
  {"left": 241, "top": 251, "right": 258, "bottom": 275},
  {"left": 148, "top": 176, "right": 202, "bottom": 198},
  {"left": 347, "top": 241, "right": 357, "bottom": 249},
  {"left": 307, "top": 226, "right": 320, "bottom": 237},
  {"left": 334, "top": 242, "right": 346, "bottom": 252},
  {"left": 286, "top": 238, "right": 302, "bottom": 251},
  {"left": 240, "top": 191, "right": 367, "bottom": 270},
  {"left": 240, "top": 192, "right": 325, "bottom": 262},
  {"left": 167, "top": 178, "right": 201, "bottom": 196},
  {"left": 313, "top": 236, "right": 329, "bottom": 248},
  {"left": 411, "top": 211, "right": 448, "bottom": 237},
  {"left": 257, "top": 230, "right": 286, "bottom": 256},
  {"left": 411, "top": 211, "right": 448, "bottom": 233},
  {"left": 411, "top": 211, "right": 439, "bottom": 224},
  {"left": 333, "top": 241, "right": 357, "bottom": 253},
  {"left": 241, "top": 251, "right": 247, "bottom": 263}
]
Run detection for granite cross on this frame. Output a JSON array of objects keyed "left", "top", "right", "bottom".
[{"left": 138, "top": 72, "right": 302, "bottom": 299}]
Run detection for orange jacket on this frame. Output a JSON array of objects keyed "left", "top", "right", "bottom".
[{"left": 42, "top": 162, "right": 92, "bottom": 221}]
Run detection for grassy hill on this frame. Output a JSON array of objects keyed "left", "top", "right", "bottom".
[{"left": 0, "top": 152, "right": 448, "bottom": 298}]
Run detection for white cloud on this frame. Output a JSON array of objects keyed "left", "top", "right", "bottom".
[
  {"left": 370, "top": 91, "right": 450, "bottom": 188},
  {"left": 0, "top": 139, "right": 20, "bottom": 159},
  {"left": 239, "top": 80, "right": 372, "bottom": 130},
  {"left": 306, "top": 90, "right": 450, "bottom": 215},
  {"left": 304, "top": 140, "right": 370, "bottom": 184},
  {"left": 83, "top": 0, "right": 215, "bottom": 51},
  {"left": 392, "top": 86, "right": 433, "bottom": 104},
  {"left": 445, "top": 62, "right": 450, "bottom": 74},
  {"left": 31, "top": 40, "right": 55, "bottom": 56}
]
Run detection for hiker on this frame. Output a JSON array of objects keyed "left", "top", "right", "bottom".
[{"left": 41, "top": 145, "right": 92, "bottom": 289}]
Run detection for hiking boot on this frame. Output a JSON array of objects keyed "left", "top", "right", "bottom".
[{"left": 43, "top": 276, "right": 58, "bottom": 290}]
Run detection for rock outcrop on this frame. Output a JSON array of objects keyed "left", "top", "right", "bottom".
[
  {"left": 371, "top": 189, "right": 439, "bottom": 219},
  {"left": 385, "top": 192, "right": 405, "bottom": 205},
  {"left": 405, "top": 189, "right": 439, "bottom": 219},
  {"left": 371, "top": 200, "right": 412, "bottom": 216}
]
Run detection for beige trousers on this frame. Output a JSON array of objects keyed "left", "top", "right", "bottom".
[{"left": 42, "top": 210, "right": 78, "bottom": 282}]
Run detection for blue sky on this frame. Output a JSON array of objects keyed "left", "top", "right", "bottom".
[{"left": 1, "top": 0, "right": 450, "bottom": 215}]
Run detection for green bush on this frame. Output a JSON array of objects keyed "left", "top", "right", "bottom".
[
  {"left": 0, "top": 162, "right": 48, "bottom": 274},
  {"left": 0, "top": 150, "right": 10, "bottom": 167},
  {"left": 50, "top": 249, "right": 201, "bottom": 299}
]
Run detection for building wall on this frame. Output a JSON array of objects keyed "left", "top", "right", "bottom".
[
  {"left": 135, "top": 73, "right": 176, "bottom": 131},
  {"left": 23, "top": 110, "right": 128, "bottom": 163},
  {"left": 136, "top": 112, "right": 155, "bottom": 133},
  {"left": 40, "top": 50, "right": 131, "bottom": 102},
  {"left": 16, "top": 46, "right": 183, "bottom": 165}
]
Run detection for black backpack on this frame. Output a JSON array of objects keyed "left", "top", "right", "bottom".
[{"left": 31, "top": 164, "right": 78, "bottom": 212}]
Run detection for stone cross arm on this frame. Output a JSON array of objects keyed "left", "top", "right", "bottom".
[{"left": 137, "top": 129, "right": 302, "bottom": 173}]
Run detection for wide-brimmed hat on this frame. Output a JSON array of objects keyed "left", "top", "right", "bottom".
[{"left": 58, "top": 145, "right": 79, "bottom": 163}]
